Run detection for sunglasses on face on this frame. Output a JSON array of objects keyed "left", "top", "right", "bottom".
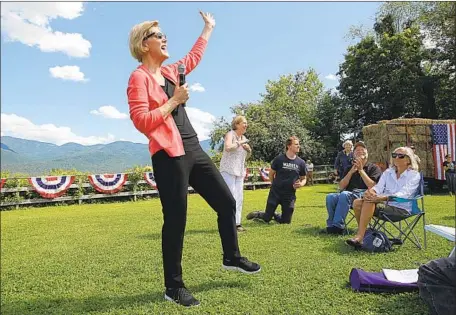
[
  {"left": 392, "top": 153, "right": 407, "bottom": 159},
  {"left": 143, "top": 32, "right": 166, "bottom": 41}
]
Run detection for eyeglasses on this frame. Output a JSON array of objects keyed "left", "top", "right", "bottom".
[
  {"left": 392, "top": 153, "right": 407, "bottom": 159},
  {"left": 143, "top": 32, "right": 166, "bottom": 41}
]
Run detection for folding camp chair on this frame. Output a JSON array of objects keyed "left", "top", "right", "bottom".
[
  {"left": 343, "top": 189, "right": 366, "bottom": 234},
  {"left": 370, "top": 172, "right": 427, "bottom": 249}
]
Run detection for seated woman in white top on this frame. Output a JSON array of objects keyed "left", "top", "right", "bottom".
[{"left": 346, "top": 146, "right": 421, "bottom": 248}]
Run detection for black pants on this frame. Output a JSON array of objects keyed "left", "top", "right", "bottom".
[
  {"left": 418, "top": 257, "right": 456, "bottom": 315},
  {"left": 152, "top": 147, "right": 241, "bottom": 288},
  {"left": 259, "top": 189, "right": 296, "bottom": 224},
  {"left": 445, "top": 172, "right": 456, "bottom": 193}
]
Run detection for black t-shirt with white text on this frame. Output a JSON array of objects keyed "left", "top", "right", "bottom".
[{"left": 270, "top": 153, "right": 307, "bottom": 195}]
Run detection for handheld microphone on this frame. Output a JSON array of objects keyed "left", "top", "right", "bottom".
[{"left": 178, "top": 64, "right": 186, "bottom": 107}]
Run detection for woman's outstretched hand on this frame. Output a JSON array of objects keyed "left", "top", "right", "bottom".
[{"left": 200, "top": 11, "right": 215, "bottom": 28}]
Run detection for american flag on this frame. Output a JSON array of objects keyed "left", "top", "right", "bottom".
[{"left": 431, "top": 123, "right": 456, "bottom": 180}]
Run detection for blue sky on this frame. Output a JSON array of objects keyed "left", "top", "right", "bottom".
[{"left": 1, "top": 1, "right": 380, "bottom": 145}]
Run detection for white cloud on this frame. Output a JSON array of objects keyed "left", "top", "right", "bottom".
[
  {"left": 190, "top": 83, "right": 205, "bottom": 92},
  {"left": 325, "top": 74, "right": 338, "bottom": 81},
  {"left": 1, "top": 2, "right": 91, "bottom": 58},
  {"left": 185, "top": 107, "right": 216, "bottom": 141},
  {"left": 90, "top": 106, "right": 128, "bottom": 120},
  {"left": 49, "top": 65, "right": 87, "bottom": 82},
  {"left": 1, "top": 113, "right": 115, "bottom": 145}
]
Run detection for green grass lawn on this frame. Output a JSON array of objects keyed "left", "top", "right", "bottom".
[{"left": 1, "top": 184, "right": 454, "bottom": 315}]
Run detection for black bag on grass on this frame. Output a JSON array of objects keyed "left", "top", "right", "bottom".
[{"left": 361, "top": 228, "right": 393, "bottom": 253}]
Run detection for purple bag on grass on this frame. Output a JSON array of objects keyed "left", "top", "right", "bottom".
[{"left": 349, "top": 268, "right": 418, "bottom": 293}]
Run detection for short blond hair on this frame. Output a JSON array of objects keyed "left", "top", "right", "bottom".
[
  {"left": 231, "top": 115, "right": 246, "bottom": 130},
  {"left": 390, "top": 146, "right": 419, "bottom": 171},
  {"left": 129, "top": 20, "right": 159, "bottom": 62}
]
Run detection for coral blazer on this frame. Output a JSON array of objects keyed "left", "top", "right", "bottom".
[{"left": 127, "top": 37, "right": 207, "bottom": 157}]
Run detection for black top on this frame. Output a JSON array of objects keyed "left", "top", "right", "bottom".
[
  {"left": 270, "top": 153, "right": 307, "bottom": 195},
  {"left": 443, "top": 161, "right": 456, "bottom": 173},
  {"left": 161, "top": 78, "right": 199, "bottom": 151},
  {"left": 334, "top": 150, "right": 354, "bottom": 178},
  {"left": 345, "top": 162, "right": 382, "bottom": 192}
]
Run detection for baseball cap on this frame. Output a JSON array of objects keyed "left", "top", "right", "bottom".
[{"left": 353, "top": 141, "right": 366, "bottom": 150}]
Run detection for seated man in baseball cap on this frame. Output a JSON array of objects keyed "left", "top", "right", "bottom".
[{"left": 323, "top": 141, "right": 382, "bottom": 234}]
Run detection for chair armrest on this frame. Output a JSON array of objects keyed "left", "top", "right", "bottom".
[{"left": 388, "top": 195, "right": 423, "bottom": 203}]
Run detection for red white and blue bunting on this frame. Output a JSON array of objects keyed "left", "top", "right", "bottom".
[
  {"left": 28, "top": 176, "right": 75, "bottom": 199},
  {"left": 0, "top": 178, "right": 7, "bottom": 189},
  {"left": 88, "top": 173, "right": 128, "bottom": 194},
  {"left": 259, "top": 168, "right": 271, "bottom": 182},
  {"left": 144, "top": 172, "right": 157, "bottom": 189}
]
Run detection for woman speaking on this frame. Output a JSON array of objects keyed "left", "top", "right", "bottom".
[{"left": 127, "top": 11, "right": 260, "bottom": 307}]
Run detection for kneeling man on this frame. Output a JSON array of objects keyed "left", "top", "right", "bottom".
[{"left": 246, "top": 136, "right": 307, "bottom": 224}]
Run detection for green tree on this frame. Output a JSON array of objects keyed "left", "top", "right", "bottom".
[
  {"left": 418, "top": 2, "right": 456, "bottom": 118},
  {"left": 210, "top": 69, "right": 325, "bottom": 164},
  {"left": 377, "top": 1, "right": 456, "bottom": 117},
  {"left": 309, "top": 91, "right": 352, "bottom": 163},
  {"left": 377, "top": 2, "right": 424, "bottom": 33},
  {"left": 338, "top": 15, "right": 435, "bottom": 135}
]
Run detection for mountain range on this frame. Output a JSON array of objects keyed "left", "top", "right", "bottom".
[{"left": 0, "top": 136, "right": 212, "bottom": 175}]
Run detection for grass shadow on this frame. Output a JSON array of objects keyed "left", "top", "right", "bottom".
[
  {"left": 322, "top": 239, "right": 363, "bottom": 255},
  {"left": 441, "top": 216, "right": 455, "bottom": 220},
  {"left": 2, "top": 280, "right": 251, "bottom": 315},
  {"left": 314, "top": 191, "right": 337, "bottom": 194},
  {"left": 191, "top": 280, "right": 251, "bottom": 293},
  {"left": 292, "top": 224, "right": 356, "bottom": 236},
  {"left": 293, "top": 224, "right": 324, "bottom": 237},
  {"left": 1, "top": 291, "right": 164, "bottom": 315},
  {"left": 186, "top": 228, "right": 218, "bottom": 236},
  {"left": 137, "top": 229, "right": 219, "bottom": 240},
  {"left": 292, "top": 225, "right": 366, "bottom": 255},
  {"left": 298, "top": 205, "right": 326, "bottom": 209},
  {"left": 242, "top": 218, "right": 280, "bottom": 229},
  {"left": 369, "top": 291, "right": 427, "bottom": 314}
]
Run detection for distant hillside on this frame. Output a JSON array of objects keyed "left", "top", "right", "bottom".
[{"left": 1, "top": 136, "right": 214, "bottom": 175}]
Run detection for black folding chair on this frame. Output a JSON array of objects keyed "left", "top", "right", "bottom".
[
  {"left": 370, "top": 173, "right": 427, "bottom": 249},
  {"left": 343, "top": 189, "right": 366, "bottom": 234}
]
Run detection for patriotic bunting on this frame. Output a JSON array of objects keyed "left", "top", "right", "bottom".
[
  {"left": 0, "top": 178, "right": 6, "bottom": 189},
  {"left": 144, "top": 172, "right": 157, "bottom": 189},
  {"left": 28, "top": 176, "right": 75, "bottom": 199},
  {"left": 259, "top": 168, "right": 271, "bottom": 182},
  {"left": 88, "top": 173, "right": 128, "bottom": 194}
]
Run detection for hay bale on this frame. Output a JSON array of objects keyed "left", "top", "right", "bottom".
[
  {"left": 362, "top": 118, "right": 454, "bottom": 178},
  {"left": 409, "top": 134, "right": 430, "bottom": 143}
]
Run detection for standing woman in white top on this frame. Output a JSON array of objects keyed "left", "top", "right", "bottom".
[
  {"left": 346, "top": 146, "right": 421, "bottom": 248},
  {"left": 219, "top": 115, "right": 252, "bottom": 232}
]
